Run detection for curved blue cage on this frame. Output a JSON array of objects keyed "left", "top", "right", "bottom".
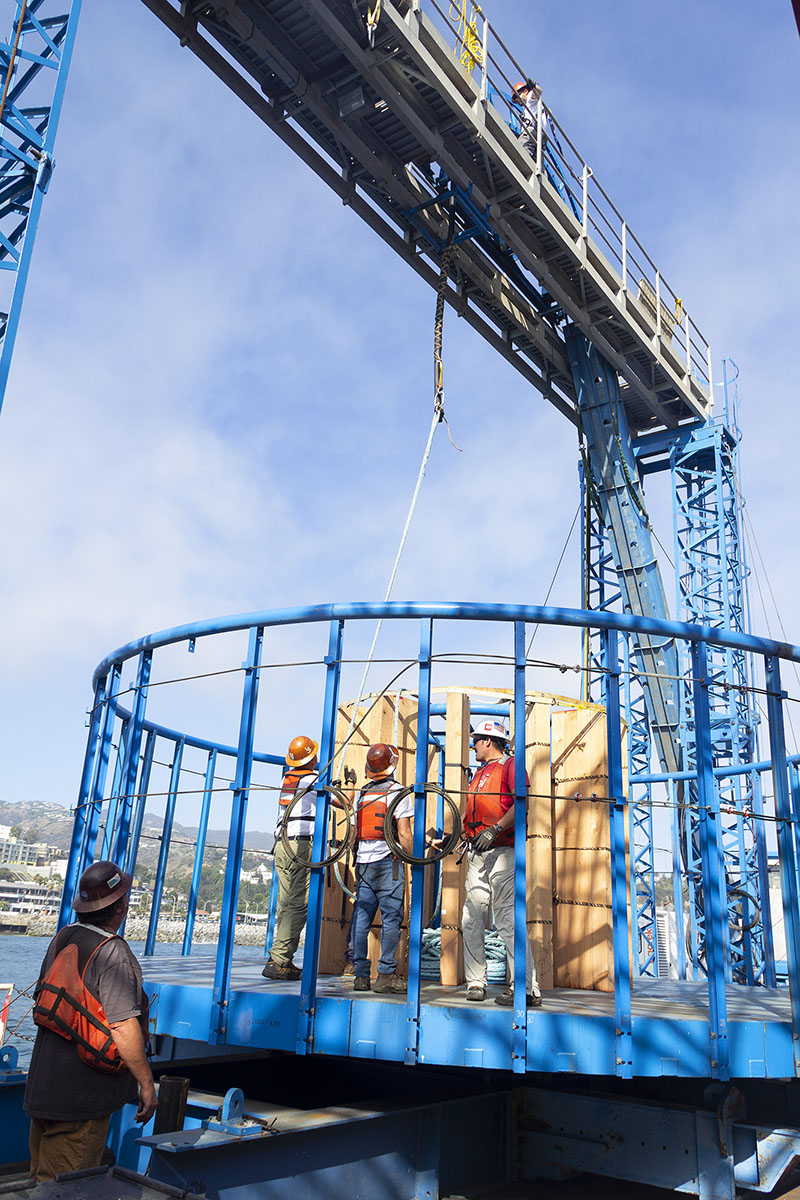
[{"left": 60, "top": 602, "right": 800, "bottom": 1082}]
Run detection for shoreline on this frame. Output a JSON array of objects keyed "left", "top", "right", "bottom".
[{"left": 2, "top": 916, "right": 268, "bottom": 947}]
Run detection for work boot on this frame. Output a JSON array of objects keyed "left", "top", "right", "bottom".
[
  {"left": 342, "top": 961, "right": 355, "bottom": 976},
  {"left": 354, "top": 976, "right": 371, "bottom": 991},
  {"left": 373, "top": 973, "right": 407, "bottom": 995},
  {"left": 466, "top": 985, "right": 486, "bottom": 1002},
  {"left": 262, "top": 958, "right": 301, "bottom": 981},
  {"left": 494, "top": 988, "right": 541, "bottom": 1008}
]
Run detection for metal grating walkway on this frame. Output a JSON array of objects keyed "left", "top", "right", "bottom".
[{"left": 141, "top": 0, "right": 713, "bottom": 435}]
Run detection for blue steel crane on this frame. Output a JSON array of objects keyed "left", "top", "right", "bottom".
[{"left": 0, "top": 0, "right": 765, "bottom": 986}]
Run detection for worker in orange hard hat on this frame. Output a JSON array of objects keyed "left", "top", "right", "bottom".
[
  {"left": 262, "top": 735, "right": 320, "bottom": 981},
  {"left": 351, "top": 743, "right": 413, "bottom": 995}
]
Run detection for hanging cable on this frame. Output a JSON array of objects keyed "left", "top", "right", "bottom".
[{"left": 335, "top": 200, "right": 461, "bottom": 775}]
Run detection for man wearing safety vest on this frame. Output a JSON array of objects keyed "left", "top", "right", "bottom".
[
  {"left": 262, "top": 733, "right": 320, "bottom": 981},
  {"left": 462, "top": 719, "right": 541, "bottom": 1007},
  {"left": 352, "top": 742, "right": 413, "bottom": 994},
  {"left": 23, "top": 860, "right": 157, "bottom": 1181}
]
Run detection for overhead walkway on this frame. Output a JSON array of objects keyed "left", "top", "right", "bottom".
[{"left": 143, "top": 0, "right": 712, "bottom": 434}]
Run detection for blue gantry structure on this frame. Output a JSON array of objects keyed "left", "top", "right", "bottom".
[{"left": 1, "top": 2, "right": 799, "bottom": 1198}]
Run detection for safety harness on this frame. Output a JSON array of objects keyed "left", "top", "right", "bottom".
[{"left": 465, "top": 757, "right": 515, "bottom": 847}]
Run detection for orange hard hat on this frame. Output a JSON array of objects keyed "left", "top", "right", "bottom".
[
  {"left": 366, "top": 743, "right": 399, "bottom": 775},
  {"left": 285, "top": 734, "right": 319, "bottom": 768},
  {"left": 73, "top": 860, "right": 133, "bottom": 913}
]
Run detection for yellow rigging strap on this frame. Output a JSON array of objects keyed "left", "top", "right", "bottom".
[{"left": 449, "top": 1, "right": 483, "bottom": 75}]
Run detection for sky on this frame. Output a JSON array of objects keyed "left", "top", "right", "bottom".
[{"left": 0, "top": 0, "right": 798, "bottom": 846}]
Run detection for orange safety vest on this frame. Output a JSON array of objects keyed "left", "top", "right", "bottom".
[
  {"left": 356, "top": 777, "right": 395, "bottom": 841},
  {"left": 465, "top": 757, "right": 516, "bottom": 847},
  {"left": 32, "top": 925, "right": 132, "bottom": 1074},
  {"left": 279, "top": 768, "right": 314, "bottom": 807}
]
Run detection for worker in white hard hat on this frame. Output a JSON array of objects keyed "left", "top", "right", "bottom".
[
  {"left": 262, "top": 734, "right": 320, "bottom": 981},
  {"left": 461, "top": 719, "right": 541, "bottom": 1008}
]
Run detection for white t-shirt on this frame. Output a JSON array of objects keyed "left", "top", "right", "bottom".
[
  {"left": 276, "top": 771, "right": 317, "bottom": 838},
  {"left": 355, "top": 778, "right": 413, "bottom": 863}
]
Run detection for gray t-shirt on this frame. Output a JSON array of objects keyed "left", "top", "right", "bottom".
[{"left": 24, "top": 924, "right": 145, "bottom": 1121}]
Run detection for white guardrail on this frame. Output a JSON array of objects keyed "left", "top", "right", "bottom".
[{"left": 418, "top": 0, "right": 712, "bottom": 397}]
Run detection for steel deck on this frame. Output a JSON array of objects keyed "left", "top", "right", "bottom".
[{"left": 142, "top": 953, "right": 795, "bottom": 1080}]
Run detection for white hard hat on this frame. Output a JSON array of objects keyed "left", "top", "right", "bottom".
[{"left": 472, "top": 719, "right": 509, "bottom": 742}]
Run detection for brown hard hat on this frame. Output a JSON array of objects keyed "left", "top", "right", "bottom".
[
  {"left": 73, "top": 860, "right": 133, "bottom": 913},
  {"left": 366, "top": 743, "right": 399, "bottom": 775},
  {"left": 286, "top": 734, "right": 319, "bottom": 768}
]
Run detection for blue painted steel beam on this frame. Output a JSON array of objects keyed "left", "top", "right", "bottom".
[
  {"left": 297, "top": 618, "right": 343, "bottom": 1055},
  {"left": 211, "top": 625, "right": 263, "bottom": 1042},
  {"left": 604, "top": 629, "right": 632, "bottom": 1076},
  {"left": 89, "top": 602, "right": 800, "bottom": 686},
  {"left": 405, "top": 617, "right": 433, "bottom": 1066},
  {"left": 692, "top": 641, "right": 729, "bottom": 1079},
  {"left": 183, "top": 748, "right": 216, "bottom": 955},
  {"left": 111, "top": 650, "right": 152, "bottom": 865},
  {"left": 0, "top": 0, "right": 83, "bottom": 410},
  {"left": 145, "top": 737, "right": 184, "bottom": 957},
  {"left": 58, "top": 671, "right": 107, "bottom": 923},
  {"left": 125, "top": 728, "right": 155, "bottom": 876},
  {"left": 79, "top": 661, "right": 121, "bottom": 878},
  {"left": 512, "top": 621, "right": 527, "bottom": 1072},
  {"left": 100, "top": 718, "right": 128, "bottom": 861}
]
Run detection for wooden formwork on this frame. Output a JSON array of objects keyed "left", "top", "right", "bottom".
[{"left": 315, "top": 688, "right": 626, "bottom": 991}]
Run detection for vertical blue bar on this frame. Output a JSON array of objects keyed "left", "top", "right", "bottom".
[
  {"left": 691, "top": 641, "right": 729, "bottom": 1079},
  {"left": 211, "top": 625, "right": 264, "bottom": 1043},
  {"left": 404, "top": 618, "right": 433, "bottom": 1066},
  {"left": 765, "top": 655, "right": 800, "bottom": 1075},
  {"left": 670, "top": 780, "right": 688, "bottom": 981},
  {"left": 297, "top": 619, "right": 343, "bottom": 1055},
  {"left": 754, "top": 769, "right": 776, "bottom": 987},
  {"left": 145, "top": 739, "right": 184, "bottom": 958},
  {"left": 125, "top": 730, "right": 155, "bottom": 876},
  {"left": 512, "top": 622, "right": 528, "bottom": 1073},
  {"left": 604, "top": 629, "right": 632, "bottom": 1079},
  {"left": 183, "top": 749, "right": 217, "bottom": 955},
  {"left": 265, "top": 859, "right": 280, "bottom": 956},
  {"left": 111, "top": 651, "right": 152, "bottom": 864},
  {"left": 80, "top": 663, "right": 122, "bottom": 874},
  {"left": 59, "top": 674, "right": 107, "bottom": 925},
  {"left": 100, "top": 720, "right": 128, "bottom": 861}
]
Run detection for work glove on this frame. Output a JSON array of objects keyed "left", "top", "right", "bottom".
[
  {"left": 344, "top": 767, "right": 357, "bottom": 787},
  {"left": 473, "top": 824, "right": 499, "bottom": 852}
]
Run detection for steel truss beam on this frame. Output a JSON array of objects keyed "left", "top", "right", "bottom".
[
  {"left": 670, "top": 363, "right": 773, "bottom": 984},
  {"left": 0, "top": 0, "right": 82, "bottom": 412}
]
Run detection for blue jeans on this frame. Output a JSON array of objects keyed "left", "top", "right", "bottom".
[{"left": 352, "top": 858, "right": 405, "bottom": 977}]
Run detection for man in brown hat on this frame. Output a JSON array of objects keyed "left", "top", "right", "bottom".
[{"left": 23, "top": 860, "right": 157, "bottom": 1181}]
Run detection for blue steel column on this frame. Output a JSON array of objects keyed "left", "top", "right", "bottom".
[
  {"left": 297, "top": 619, "right": 343, "bottom": 1056},
  {"left": 692, "top": 641, "right": 729, "bottom": 1079},
  {"left": 111, "top": 651, "right": 152, "bottom": 865},
  {"left": 79, "top": 662, "right": 121, "bottom": 876},
  {"left": 59, "top": 673, "right": 107, "bottom": 923},
  {"left": 765, "top": 655, "right": 800, "bottom": 1075},
  {"left": 183, "top": 748, "right": 217, "bottom": 955},
  {"left": 0, "top": 0, "right": 84, "bottom": 410},
  {"left": 404, "top": 618, "right": 433, "bottom": 1066},
  {"left": 604, "top": 629, "right": 632, "bottom": 1078},
  {"left": 145, "top": 738, "right": 185, "bottom": 957},
  {"left": 512, "top": 622, "right": 528, "bottom": 1072},
  {"left": 211, "top": 624, "right": 264, "bottom": 1043},
  {"left": 125, "top": 729, "right": 155, "bottom": 876},
  {"left": 100, "top": 720, "right": 128, "bottom": 861}
]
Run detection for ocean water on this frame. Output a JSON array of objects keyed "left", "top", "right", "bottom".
[{"left": 0, "top": 933, "right": 264, "bottom": 1069}]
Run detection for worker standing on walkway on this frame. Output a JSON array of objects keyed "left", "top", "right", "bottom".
[
  {"left": 462, "top": 720, "right": 541, "bottom": 1008},
  {"left": 511, "top": 79, "right": 546, "bottom": 160},
  {"left": 352, "top": 743, "right": 413, "bottom": 994},
  {"left": 263, "top": 734, "right": 320, "bottom": 981},
  {"left": 24, "top": 861, "right": 157, "bottom": 1181}
]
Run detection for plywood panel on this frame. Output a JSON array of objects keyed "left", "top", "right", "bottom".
[
  {"left": 525, "top": 698, "right": 553, "bottom": 991},
  {"left": 440, "top": 692, "right": 470, "bottom": 985}
]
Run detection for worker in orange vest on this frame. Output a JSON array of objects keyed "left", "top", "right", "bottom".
[
  {"left": 462, "top": 719, "right": 541, "bottom": 1007},
  {"left": 262, "top": 734, "right": 320, "bottom": 981},
  {"left": 351, "top": 743, "right": 413, "bottom": 994}
]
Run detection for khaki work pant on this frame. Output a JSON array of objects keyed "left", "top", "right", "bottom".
[
  {"left": 462, "top": 844, "right": 539, "bottom": 995},
  {"left": 29, "top": 1114, "right": 110, "bottom": 1182},
  {"left": 270, "top": 837, "right": 312, "bottom": 965}
]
